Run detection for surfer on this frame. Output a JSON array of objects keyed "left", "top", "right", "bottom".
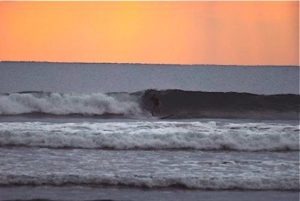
[{"left": 150, "top": 94, "right": 160, "bottom": 115}]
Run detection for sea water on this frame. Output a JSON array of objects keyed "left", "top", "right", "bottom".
[
  {"left": 0, "top": 63, "right": 298, "bottom": 200},
  {"left": 0, "top": 117, "right": 299, "bottom": 201}
]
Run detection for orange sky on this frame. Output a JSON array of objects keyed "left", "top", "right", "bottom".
[{"left": 0, "top": 1, "right": 299, "bottom": 65}]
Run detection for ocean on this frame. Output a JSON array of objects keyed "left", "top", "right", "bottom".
[{"left": 0, "top": 62, "right": 299, "bottom": 201}]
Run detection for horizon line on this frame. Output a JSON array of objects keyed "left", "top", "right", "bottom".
[{"left": 0, "top": 60, "right": 299, "bottom": 68}]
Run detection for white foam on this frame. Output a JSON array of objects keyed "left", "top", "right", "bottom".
[
  {"left": 0, "top": 121, "right": 298, "bottom": 151},
  {"left": 0, "top": 93, "right": 142, "bottom": 116}
]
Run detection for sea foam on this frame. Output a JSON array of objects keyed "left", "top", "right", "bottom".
[
  {"left": 0, "top": 121, "right": 298, "bottom": 151},
  {"left": 0, "top": 92, "right": 142, "bottom": 116}
]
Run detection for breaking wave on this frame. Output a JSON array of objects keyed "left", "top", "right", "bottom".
[
  {"left": 0, "top": 121, "right": 298, "bottom": 151},
  {"left": 0, "top": 92, "right": 143, "bottom": 117},
  {"left": 0, "top": 90, "right": 299, "bottom": 120}
]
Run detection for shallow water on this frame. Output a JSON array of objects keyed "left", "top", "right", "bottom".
[
  {"left": 0, "top": 117, "right": 299, "bottom": 200},
  {"left": 0, "top": 147, "right": 299, "bottom": 190},
  {"left": 0, "top": 186, "right": 299, "bottom": 201}
]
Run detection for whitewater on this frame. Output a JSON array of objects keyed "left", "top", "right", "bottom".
[
  {"left": 0, "top": 147, "right": 298, "bottom": 190},
  {"left": 0, "top": 121, "right": 298, "bottom": 151},
  {"left": 0, "top": 92, "right": 143, "bottom": 116},
  {"left": 0, "top": 117, "right": 299, "bottom": 191}
]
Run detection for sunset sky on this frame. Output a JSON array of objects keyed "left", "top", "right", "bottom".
[{"left": 0, "top": 1, "right": 299, "bottom": 65}]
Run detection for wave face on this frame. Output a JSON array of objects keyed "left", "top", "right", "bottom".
[
  {"left": 141, "top": 89, "right": 300, "bottom": 120},
  {"left": 0, "top": 90, "right": 299, "bottom": 120},
  {"left": 0, "top": 121, "right": 298, "bottom": 151},
  {"left": 0, "top": 92, "right": 143, "bottom": 117}
]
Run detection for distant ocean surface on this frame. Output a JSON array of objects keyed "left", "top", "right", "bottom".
[
  {"left": 0, "top": 62, "right": 299, "bottom": 201},
  {"left": 0, "top": 62, "right": 299, "bottom": 94}
]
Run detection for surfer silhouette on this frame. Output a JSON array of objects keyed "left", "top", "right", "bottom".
[{"left": 150, "top": 94, "right": 160, "bottom": 115}]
